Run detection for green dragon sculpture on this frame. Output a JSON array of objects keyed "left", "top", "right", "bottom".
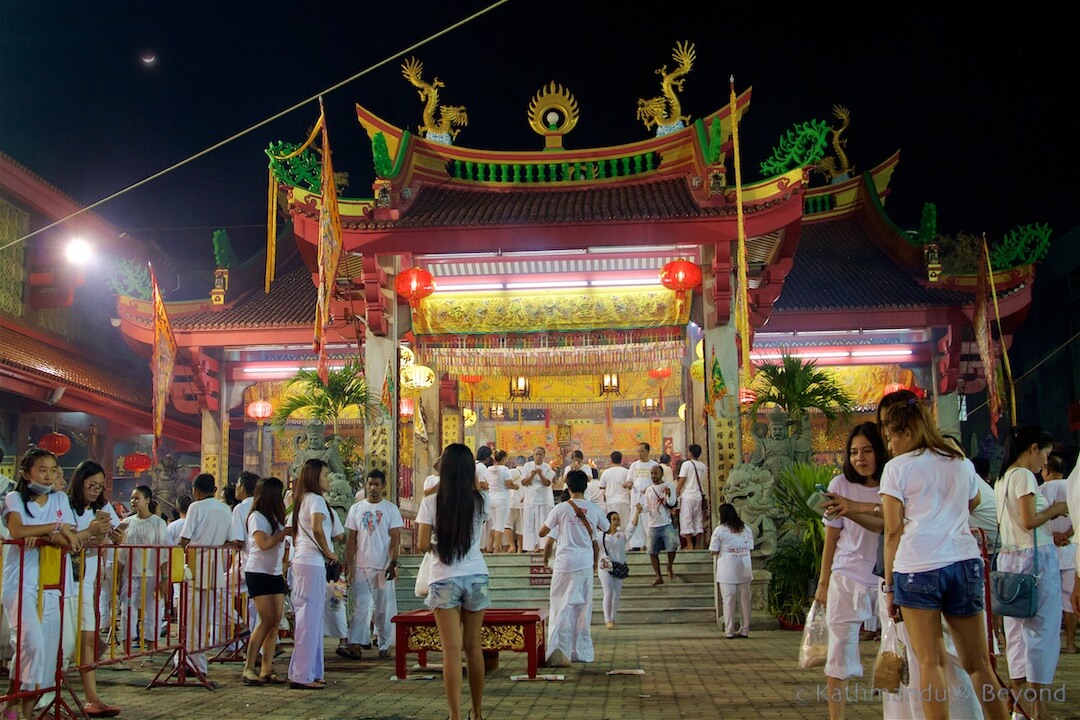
[
  {"left": 637, "top": 41, "right": 695, "bottom": 131},
  {"left": 990, "top": 223, "right": 1053, "bottom": 268},
  {"left": 814, "top": 105, "right": 854, "bottom": 182}
]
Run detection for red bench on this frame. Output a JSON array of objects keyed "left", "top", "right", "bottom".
[{"left": 391, "top": 607, "right": 548, "bottom": 679}]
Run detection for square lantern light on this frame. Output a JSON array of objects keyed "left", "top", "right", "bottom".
[
  {"left": 489, "top": 403, "right": 506, "bottom": 420},
  {"left": 641, "top": 397, "right": 660, "bottom": 415},
  {"left": 508, "top": 375, "right": 531, "bottom": 399},
  {"left": 599, "top": 372, "right": 621, "bottom": 397}
]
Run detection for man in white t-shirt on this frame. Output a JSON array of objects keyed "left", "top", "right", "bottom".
[
  {"left": 677, "top": 444, "right": 707, "bottom": 549},
  {"left": 599, "top": 451, "right": 630, "bottom": 527},
  {"left": 540, "top": 469, "right": 609, "bottom": 666},
  {"left": 520, "top": 447, "right": 555, "bottom": 552},
  {"left": 178, "top": 473, "right": 233, "bottom": 678},
  {"left": 507, "top": 456, "right": 526, "bottom": 552},
  {"left": 626, "top": 443, "right": 658, "bottom": 551},
  {"left": 632, "top": 464, "right": 678, "bottom": 585},
  {"left": 227, "top": 472, "right": 259, "bottom": 640},
  {"left": 1039, "top": 454, "right": 1076, "bottom": 653},
  {"left": 343, "top": 470, "right": 403, "bottom": 660}
]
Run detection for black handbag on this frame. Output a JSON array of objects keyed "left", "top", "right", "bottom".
[
  {"left": 300, "top": 520, "right": 341, "bottom": 583},
  {"left": 990, "top": 470, "right": 1039, "bottom": 619},
  {"left": 602, "top": 534, "right": 630, "bottom": 579}
]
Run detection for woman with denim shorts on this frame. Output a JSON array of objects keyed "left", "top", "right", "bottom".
[
  {"left": 416, "top": 443, "right": 491, "bottom": 720},
  {"left": 995, "top": 426, "right": 1069, "bottom": 720},
  {"left": 880, "top": 400, "right": 1009, "bottom": 720}
]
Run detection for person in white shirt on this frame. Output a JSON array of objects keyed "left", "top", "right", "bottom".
[
  {"left": 995, "top": 426, "right": 1069, "bottom": 719},
  {"left": 178, "top": 472, "right": 233, "bottom": 679},
  {"left": 677, "top": 444, "right": 707, "bottom": 549},
  {"left": 484, "top": 450, "right": 516, "bottom": 553},
  {"left": 598, "top": 509, "right": 632, "bottom": 629},
  {"left": 879, "top": 400, "right": 1010, "bottom": 720},
  {"left": 285, "top": 459, "right": 337, "bottom": 689},
  {"left": 167, "top": 496, "right": 191, "bottom": 546},
  {"left": 1066, "top": 457, "right": 1080, "bottom": 618},
  {"left": 475, "top": 446, "right": 494, "bottom": 549},
  {"left": 562, "top": 450, "right": 597, "bottom": 505},
  {"left": 507, "top": 456, "right": 526, "bottom": 553},
  {"left": 710, "top": 502, "right": 754, "bottom": 639},
  {"left": 241, "top": 476, "right": 289, "bottom": 686},
  {"left": 814, "top": 423, "right": 887, "bottom": 718},
  {"left": 2, "top": 449, "right": 81, "bottom": 720},
  {"left": 423, "top": 455, "right": 442, "bottom": 497},
  {"left": 226, "top": 472, "right": 258, "bottom": 644},
  {"left": 540, "top": 470, "right": 609, "bottom": 666},
  {"left": 1038, "top": 453, "right": 1076, "bottom": 654},
  {"left": 632, "top": 464, "right": 678, "bottom": 585},
  {"left": 520, "top": 447, "right": 555, "bottom": 552},
  {"left": 599, "top": 451, "right": 630, "bottom": 530},
  {"left": 117, "top": 486, "right": 170, "bottom": 653},
  {"left": 343, "top": 470, "right": 404, "bottom": 660},
  {"left": 416, "top": 444, "right": 491, "bottom": 720},
  {"left": 626, "top": 443, "right": 658, "bottom": 551}
]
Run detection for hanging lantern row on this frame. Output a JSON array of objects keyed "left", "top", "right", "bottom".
[
  {"left": 37, "top": 431, "right": 72, "bottom": 457},
  {"left": 395, "top": 266, "right": 436, "bottom": 308}
]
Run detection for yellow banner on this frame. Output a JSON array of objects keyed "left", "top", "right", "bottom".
[{"left": 496, "top": 422, "right": 660, "bottom": 462}]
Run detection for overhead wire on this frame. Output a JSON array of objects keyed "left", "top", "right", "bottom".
[{"left": 0, "top": 0, "right": 509, "bottom": 254}]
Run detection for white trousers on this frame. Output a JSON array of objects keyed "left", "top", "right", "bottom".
[
  {"left": 547, "top": 568, "right": 594, "bottom": 662},
  {"left": 3, "top": 590, "right": 60, "bottom": 691},
  {"left": 598, "top": 570, "right": 623, "bottom": 624},
  {"left": 288, "top": 564, "right": 326, "bottom": 684},
  {"left": 177, "top": 585, "right": 223, "bottom": 677},
  {"left": 719, "top": 582, "right": 752, "bottom": 637},
  {"left": 1000, "top": 545, "right": 1061, "bottom": 684},
  {"left": 348, "top": 569, "right": 396, "bottom": 650},
  {"left": 123, "top": 574, "right": 161, "bottom": 648},
  {"left": 824, "top": 572, "right": 875, "bottom": 679},
  {"left": 523, "top": 504, "right": 552, "bottom": 552}
]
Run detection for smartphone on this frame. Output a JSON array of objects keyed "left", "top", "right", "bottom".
[{"left": 814, "top": 483, "right": 829, "bottom": 494}]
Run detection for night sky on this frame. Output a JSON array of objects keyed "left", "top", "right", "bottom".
[{"left": 2, "top": 2, "right": 1076, "bottom": 266}]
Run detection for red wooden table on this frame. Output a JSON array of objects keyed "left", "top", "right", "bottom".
[{"left": 391, "top": 607, "right": 548, "bottom": 679}]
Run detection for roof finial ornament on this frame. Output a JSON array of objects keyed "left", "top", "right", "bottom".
[
  {"left": 814, "top": 105, "right": 854, "bottom": 183},
  {"left": 527, "top": 82, "right": 579, "bottom": 150},
  {"left": 401, "top": 57, "right": 468, "bottom": 145},
  {"left": 637, "top": 41, "right": 695, "bottom": 137}
]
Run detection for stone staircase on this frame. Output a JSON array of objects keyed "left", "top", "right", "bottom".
[{"left": 395, "top": 550, "right": 720, "bottom": 624}]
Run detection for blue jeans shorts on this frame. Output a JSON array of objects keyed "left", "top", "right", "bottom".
[
  {"left": 646, "top": 524, "right": 679, "bottom": 555},
  {"left": 893, "top": 558, "right": 984, "bottom": 616},
  {"left": 424, "top": 574, "right": 491, "bottom": 612}
]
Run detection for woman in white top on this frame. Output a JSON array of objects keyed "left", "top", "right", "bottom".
[
  {"left": 116, "top": 486, "right": 170, "bottom": 654},
  {"left": 710, "top": 502, "right": 754, "bottom": 639},
  {"left": 2, "top": 449, "right": 80, "bottom": 720},
  {"left": 242, "top": 476, "right": 289, "bottom": 686},
  {"left": 598, "top": 510, "right": 631, "bottom": 629},
  {"left": 416, "top": 443, "right": 490, "bottom": 720},
  {"left": 66, "top": 461, "right": 121, "bottom": 718},
  {"left": 995, "top": 426, "right": 1069, "bottom": 720},
  {"left": 880, "top": 400, "right": 1009, "bottom": 720},
  {"left": 287, "top": 458, "right": 335, "bottom": 690},
  {"left": 814, "top": 423, "right": 886, "bottom": 719},
  {"left": 484, "top": 450, "right": 515, "bottom": 553}
]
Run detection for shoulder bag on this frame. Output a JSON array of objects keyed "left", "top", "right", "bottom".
[
  {"left": 602, "top": 533, "right": 630, "bottom": 579},
  {"left": 566, "top": 499, "right": 601, "bottom": 568},
  {"left": 989, "top": 469, "right": 1038, "bottom": 618},
  {"left": 299, "top": 512, "right": 342, "bottom": 584}
]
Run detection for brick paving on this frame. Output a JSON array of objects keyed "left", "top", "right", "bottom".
[{"left": 72, "top": 624, "right": 1079, "bottom": 720}]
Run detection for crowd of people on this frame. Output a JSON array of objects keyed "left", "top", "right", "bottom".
[{"left": 816, "top": 390, "right": 1079, "bottom": 720}]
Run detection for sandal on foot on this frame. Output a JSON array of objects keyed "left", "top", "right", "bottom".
[
  {"left": 260, "top": 671, "right": 284, "bottom": 684},
  {"left": 83, "top": 701, "right": 121, "bottom": 718},
  {"left": 241, "top": 670, "right": 265, "bottom": 686},
  {"left": 288, "top": 681, "right": 324, "bottom": 690},
  {"left": 335, "top": 645, "right": 362, "bottom": 660}
]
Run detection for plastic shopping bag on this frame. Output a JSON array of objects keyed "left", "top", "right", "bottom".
[
  {"left": 797, "top": 600, "right": 829, "bottom": 669},
  {"left": 872, "top": 616, "right": 908, "bottom": 692},
  {"left": 414, "top": 551, "right": 434, "bottom": 598}
]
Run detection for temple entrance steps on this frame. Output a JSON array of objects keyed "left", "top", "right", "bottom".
[{"left": 394, "top": 549, "right": 719, "bottom": 624}]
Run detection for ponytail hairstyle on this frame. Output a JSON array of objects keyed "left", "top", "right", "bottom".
[
  {"left": 434, "top": 443, "right": 483, "bottom": 565},
  {"left": 881, "top": 400, "right": 963, "bottom": 460},
  {"left": 18, "top": 448, "right": 58, "bottom": 514},
  {"left": 1001, "top": 425, "right": 1054, "bottom": 472},
  {"left": 493, "top": 449, "right": 508, "bottom": 464}
]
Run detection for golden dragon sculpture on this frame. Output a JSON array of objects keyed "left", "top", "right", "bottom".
[
  {"left": 815, "top": 105, "right": 854, "bottom": 182},
  {"left": 637, "top": 41, "right": 696, "bottom": 131},
  {"left": 401, "top": 57, "right": 468, "bottom": 140}
]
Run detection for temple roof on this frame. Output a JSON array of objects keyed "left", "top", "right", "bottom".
[
  {"left": 773, "top": 213, "right": 971, "bottom": 313},
  {"left": 170, "top": 263, "right": 314, "bottom": 331},
  {"left": 341, "top": 176, "right": 785, "bottom": 230}
]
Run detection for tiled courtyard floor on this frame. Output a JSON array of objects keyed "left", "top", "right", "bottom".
[{"left": 69, "top": 623, "right": 1079, "bottom": 720}]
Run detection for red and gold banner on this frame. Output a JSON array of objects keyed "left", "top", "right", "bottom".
[
  {"left": 314, "top": 99, "right": 342, "bottom": 384},
  {"left": 150, "top": 265, "right": 177, "bottom": 460}
]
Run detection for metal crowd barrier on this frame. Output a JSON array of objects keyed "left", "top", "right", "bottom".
[{"left": 0, "top": 540, "right": 248, "bottom": 716}]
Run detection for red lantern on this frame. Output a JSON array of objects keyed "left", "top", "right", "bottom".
[
  {"left": 395, "top": 266, "right": 436, "bottom": 308},
  {"left": 399, "top": 397, "right": 415, "bottom": 419},
  {"left": 648, "top": 367, "right": 673, "bottom": 380},
  {"left": 459, "top": 374, "right": 483, "bottom": 385},
  {"left": 37, "top": 431, "right": 71, "bottom": 457},
  {"left": 124, "top": 452, "right": 153, "bottom": 474},
  {"left": 245, "top": 400, "right": 274, "bottom": 421},
  {"left": 659, "top": 258, "right": 702, "bottom": 294}
]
